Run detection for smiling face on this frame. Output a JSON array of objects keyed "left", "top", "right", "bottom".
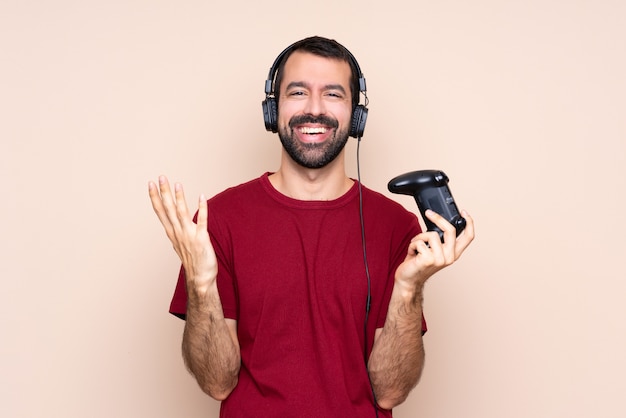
[{"left": 276, "top": 51, "right": 353, "bottom": 169}]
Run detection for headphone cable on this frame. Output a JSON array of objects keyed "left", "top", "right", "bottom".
[
  {"left": 357, "top": 136, "right": 372, "bottom": 356},
  {"left": 356, "top": 135, "right": 380, "bottom": 418}
]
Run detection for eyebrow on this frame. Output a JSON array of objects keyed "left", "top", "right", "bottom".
[{"left": 285, "top": 81, "right": 347, "bottom": 94}]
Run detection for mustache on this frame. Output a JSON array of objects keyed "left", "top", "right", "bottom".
[{"left": 288, "top": 114, "right": 339, "bottom": 129}]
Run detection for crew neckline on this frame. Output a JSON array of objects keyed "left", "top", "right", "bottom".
[{"left": 259, "top": 172, "right": 360, "bottom": 209}]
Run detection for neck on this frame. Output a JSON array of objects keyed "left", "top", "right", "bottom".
[{"left": 269, "top": 152, "right": 353, "bottom": 201}]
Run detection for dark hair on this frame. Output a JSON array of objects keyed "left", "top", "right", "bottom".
[{"left": 273, "top": 36, "right": 361, "bottom": 110}]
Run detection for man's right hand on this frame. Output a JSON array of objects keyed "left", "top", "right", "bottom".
[{"left": 148, "top": 175, "right": 217, "bottom": 298}]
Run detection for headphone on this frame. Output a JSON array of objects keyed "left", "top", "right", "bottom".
[{"left": 262, "top": 41, "right": 369, "bottom": 138}]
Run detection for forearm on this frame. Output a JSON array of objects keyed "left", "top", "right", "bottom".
[
  {"left": 368, "top": 282, "right": 425, "bottom": 410},
  {"left": 182, "top": 280, "right": 240, "bottom": 401}
]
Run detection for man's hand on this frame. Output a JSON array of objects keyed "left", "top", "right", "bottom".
[
  {"left": 148, "top": 175, "right": 217, "bottom": 297},
  {"left": 369, "top": 209, "right": 475, "bottom": 409},
  {"left": 149, "top": 176, "right": 240, "bottom": 399},
  {"left": 395, "top": 209, "right": 475, "bottom": 291}
]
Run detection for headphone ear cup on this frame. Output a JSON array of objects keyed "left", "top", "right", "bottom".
[
  {"left": 350, "top": 105, "right": 368, "bottom": 138},
  {"left": 262, "top": 98, "right": 278, "bottom": 133}
]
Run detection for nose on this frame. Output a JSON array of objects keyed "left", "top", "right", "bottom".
[{"left": 303, "top": 93, "right": 326, "bottom": 116}]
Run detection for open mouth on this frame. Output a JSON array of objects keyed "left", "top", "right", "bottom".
[
  {"left": 295, "top": 125, "right": 333, "bottom": 143},
  {"left": 299, "top": 126, "right": 328, "bottom": 134},
  {"left": 289, "top": 115, "right": 338, "bottom": 143}
]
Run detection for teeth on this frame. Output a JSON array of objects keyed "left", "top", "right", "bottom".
[{"left": 300, "top": 127, "right": 327, "bottom": 134}]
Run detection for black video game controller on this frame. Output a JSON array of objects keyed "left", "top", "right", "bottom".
[{"left": 388, "top": 170, "right": 466, "bottom": 241}]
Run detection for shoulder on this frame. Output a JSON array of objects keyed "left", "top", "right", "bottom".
[
  {"left": 359, "top": 183, "right": 421, "bottom": 237},
  {"left": 208, "top": 173, "right": 269, "bottom": 207},
  {"left": 360, "top": 184, "right": 415, "bottom": 218}
]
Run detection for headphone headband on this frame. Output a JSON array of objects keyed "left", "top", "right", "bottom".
[{"left": 264, "top": 42, "right": 367, "bottom": 97}]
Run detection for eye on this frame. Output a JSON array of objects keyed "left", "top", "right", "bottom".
[{"left": 325, "top": 90, "right": 345, "bottom": 99}]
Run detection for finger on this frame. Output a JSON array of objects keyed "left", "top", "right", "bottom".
[
  {"left": 196, "top": 193, "right": 208, "bottom": 232},
  {"left": 425, "top": 234, "right": 448, "bottom": 266},
  {"left": 425, "top": 209, "right": 462, "bottom": 261},
  {"left": 407, "top": 237, "right": 425, "bottom": 256},
  {"left": 411, "top": 230, "right": 440, "bottom": 247},
  {"left": 173, "top": 182, "right": 191, "bottom": 224},
  {"left": 414, "top": 239, "right": 430, "bottom": 257},
  {"left": 461, "top": 210, "right": 475, "bottom": 238},
  {"left": 407, "top": 238, "right": 420, "bottom": 255},
  {"left": 149, "top": 179, "right": 173, "bottom": 228},
  {"left": 454, "top": 210, "right": 476, "bottom": 256},
  {"left": 410, "top": 231, "right": 442, "bottom": 260},
  {"left": 161, "top": 178, "right": 195, "bottom": 241},
  {"left": 148, "top": 179, "right": 181, "bottom": 246},
  {"left": 160, "top": 176, "right": 186, "bottom": 228},
  {"left": 416, "top": 239, "right": 448, "bottom": 272},
  {"left": 157, "top": 175, "right": 179, "bottom": 220},
  {"left": 148, "top": 181, "right": 165, "bottom": 215},
  {"left": 425, "top": 209, "right": 456, "bottom": 237}
]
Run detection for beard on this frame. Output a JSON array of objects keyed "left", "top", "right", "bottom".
[{"left": 277, "top": 114, "right": 350, "bottom": 169}]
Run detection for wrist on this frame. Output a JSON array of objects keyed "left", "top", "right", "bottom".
[
  {"left": 186, "top": 275, "right": 218, "bottom": 304},
  {"left": 393, "top": 278, "right": 425, "bottom": 306}
]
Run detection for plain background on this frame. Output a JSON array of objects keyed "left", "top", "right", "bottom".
[{"left": 2, "top": 1, "right": 625, "bottom": 417}]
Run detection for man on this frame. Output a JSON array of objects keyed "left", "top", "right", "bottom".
[{"left": 149, "top": 36, "right": 474, "bottom": 417}]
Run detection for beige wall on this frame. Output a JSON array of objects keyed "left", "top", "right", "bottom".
[{"left": 2, "top": 1, "right": 625, "bottom": 417}]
